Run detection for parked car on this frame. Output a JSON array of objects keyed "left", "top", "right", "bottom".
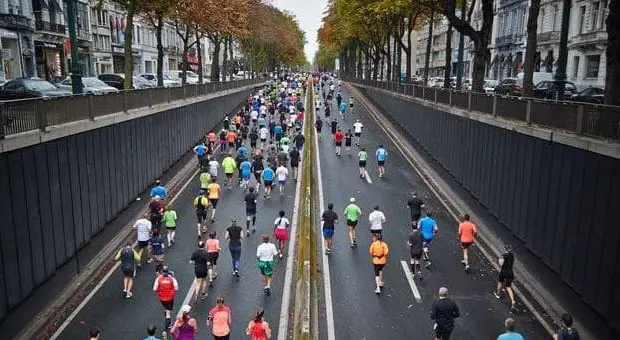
[
  {"left": 516, "top": 71, "right": 553, "bottom": 89},
  {"left": 98, "top": 73, "right": 155, "bottom": 90},
  {"left": 532, "top": 80, "right": 578, "bottom": 100},
  {"left": 494, "top": 78, "right": 521, "bottom": 96},
  {"left": 139, "top": 73, "right": 181, "bottom": 87},
  {"left": 0, "top": 78, "right": 72, "bottom": 100},
  {"left": 168, "top": 70, "right": 200, "bottom": 84},
  {"left": 570, "top": 87, "right": 604, "bottom": 104},
  {"left": 483, "top": 79, "right": 499, "bottom": 94},
  {"left": 56, "top": 77, "right": 120, "bottom": 95}
]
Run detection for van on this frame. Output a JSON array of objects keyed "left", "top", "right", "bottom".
[{"left": 516, "top": 72, "right": 553, "bottom": 88}]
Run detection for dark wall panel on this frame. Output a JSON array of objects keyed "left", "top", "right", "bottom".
[
  {"left": 361, "top": 87, "right": 620, "bottom": 331},
  {"left": 34, "top": 145, "right": 55, "bottom": 277},
  {"left": 46, "top": 141, "right": 65, "bottom": 267},
  {"left": 66, "top": 136, "right": 84, "bottom": 248},
  {"left": 22, "top": 149, "right": 45, "bottom": 286}
]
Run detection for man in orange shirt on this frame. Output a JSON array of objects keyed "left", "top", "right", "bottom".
[
  {"left": 226, "top": 129, "right": 237, "bottom": 149},
  {"left": 458, "top": 214, "right": 477, "bottom": 272},
  {"left": 369, "top": 233, "right": 389, "bottom": 295}
]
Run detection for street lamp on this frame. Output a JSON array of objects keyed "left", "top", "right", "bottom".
[
  {"left": 66, "top": 0, "right": 83, "bottom": 95},
  {"left": 553, "top": 0, "right": 572, "bottom": 101}
]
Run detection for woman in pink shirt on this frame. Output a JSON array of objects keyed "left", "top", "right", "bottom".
[{"left": 207, "top": 296, "right": 232, "bottom": 339}]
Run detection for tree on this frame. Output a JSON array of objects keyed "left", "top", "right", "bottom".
[
  {"left": 605, "top": 0, "right": 620, "bottom": 105},
  {"left": 143, "top": 0, "right": 172, "bottom": 87},
  {"left": 522, "top": 0, "right": 541, "bottom": 96}
]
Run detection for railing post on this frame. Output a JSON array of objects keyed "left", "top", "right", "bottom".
[
  {"left": 526, "top": 100, "right": 532, "bottom": 124},
  {"left": 122, "top": 91, "right": 128, "bottom": 113},
  {"left": 168, "top": 87, "right": 172, "bottom": 103},
  {"left": 36, "top": 99, "right": 48, "bottom": 131},
  {"left": 421, "top": 86, "right": 425, "bottom": 100},
  {"left": 576, "top": 104, "right": 584, "bottom": 134},
  {"left": 0, "top": 103, "right": 5, "bottom": 139},
  {"left": 492, "top": 95, "right": 497, "bottom": 117},
  {"left": 195, "top": 84, "right": 198, "bottom": 98},
  {"left": 148, "top": 88, "right": 153, "bottom": 107},
  {"left": 467, "top": 92, "right": 472, "bottom": 111},
  {"left": 182, "top": 86, "right": 187, "bottom": 100},
  {"left": 434, "top": 88, "right": 438, "bottom": 103},
  {"left": 449, "top": 89, "right": 453, "bottom": 106},
  {"left": 88, "top": 95, "right": 95, "bottom": 120}
]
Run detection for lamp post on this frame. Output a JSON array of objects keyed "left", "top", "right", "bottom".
[
  {"left": 66, "top": 0, "right": 83, "bottom": 95},
  {"left": 553, "top": 0, "right": 572, "bottom": 101}
]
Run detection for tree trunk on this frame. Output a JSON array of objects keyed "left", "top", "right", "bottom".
[
  {"left": 222, "top": 37, "right": 229, "bottom": 81},
  {"left": 357, "top": 44, "right": 363, "bottom": 78},
  {"left": 123, "top": 5, "right": 135, "bottom": 90},
  {"left": 380, "top": 53, "right": 385, "bottom": 80},
  {"left": 444, "top": 24, "right": 453, "bottom": 88},
  {"left": 210, "top": 36, "right": 221, "bottom": 82},
  {"left": 228, "top": 38, "right": 234, "bottom": 81},
  {"left": 472, "top": 43, "right": 487, "bottom": 93},
  {"left": 156, "top": 12, "right": 164, "bottom": 87},
  {"left": 196, "top": 32, "right": 203, "bottom": 84},
  {"left": 385, "top": 41, "right": 391, "bottom": 81},
  {"left": 181, "top": 37, "right": 188, "bottom": 85},
  {"left": 424, "top": 11, "right": 434, "bottom": 85},
  {"left": 605, "top": 0, "right": 620, "bottom": 105},
  {"left": 523, "top": 0, "right": 540, "bottom": 96}
]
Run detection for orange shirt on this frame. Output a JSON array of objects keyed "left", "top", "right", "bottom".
[
  {"left": 226, "top": 131, "right": 237, "bottom": 143},
  {"left": 458, "top": 221, "right": 477, "bottom": 243},
  {"left": 207, "top": 132, "right": 217, "bottom": 142},
  {"left": 369, "top": 240, "right": 389, "bottom": 265}
]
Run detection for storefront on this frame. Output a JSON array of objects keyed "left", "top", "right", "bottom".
[
  {"left": 94, "top": 54, "right": 113, "bottom": 75},
  {"left": 35, "top": 41, "right": 66, "bottom": 81},
  {"left": 112, "top": 45, "right": 125, "bottom": 73},
  {"left": 0, "top": 28, "right": 21, "bottom": 80}
]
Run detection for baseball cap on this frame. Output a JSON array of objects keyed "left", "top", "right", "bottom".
[
  {"left": 181, "top": 305, "right": 191, "bottom": 313},
  {"left": 350, "top": 197, "right": 355, "bottom": 202}
]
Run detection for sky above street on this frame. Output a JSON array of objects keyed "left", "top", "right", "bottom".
[{"left": 273, "top": 0, "right": 329, "bottom": 64}]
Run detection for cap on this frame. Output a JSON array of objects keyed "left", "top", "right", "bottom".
[
  {"left": 181, "top": 305, "right": 191, "bottom": 313},
  {"left": 350, "top": 197, "right": 355, "bottom": 202}
]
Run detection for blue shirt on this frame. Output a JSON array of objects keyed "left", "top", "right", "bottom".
[
  {"left": 418, "top": 217, "right": 437, "bottom": 240},
  {"left": 274, "top": 125, "right": 283, "bottom": 136},
  {"left": 376, "top": 148, "right": 387, "bottom": 161},
  {"left": 237, "top": 146, "right": 250, "bottom": 160},
  {"left": 240, "top": 161, "right": 252, "bottom": 176},
  {"left": 498, "top": 332, "right": 524, "bottom": 340},
  {"left": 150, "top": 186, "right": 168, "bottom": 199},
  {"left": 339, "top": 102, "right": 347, "bottom": 113},
  {"left": 262, "top": 168, "right": 275, "bottom": 181},
  {"left": 144, "top": 336, "right": 160, "bottom": 340},
  {"left": 194, "top": 144, "right": 207, "bottom": 157},
  {"left": 149, "top": 235, "right": 165, "bottom": 256}
]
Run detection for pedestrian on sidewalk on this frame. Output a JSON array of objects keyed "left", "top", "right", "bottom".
[
  {"left": 162, "top": 205, "right": 177, "bottom": 247},
  {"left": 207, "top": 296, "right": 232, "bottom": 340},
  {"left": 369, "top": 233, "right": 389, "bottom": 295},
  {"left": 246, "top": 309, "right": 272, "bottom": 340},
  {"left": 114, "top": 243, "right": 140, "bottom": 299},
  {"left": 431, "top": 287, "right": 460, "bottom": 340},
  {"left": 554, "top": 313, "right": 580, "bottom": 340},
  {"left": 497, "top": 317, "right": 524, "bottom": 340},
  {"left": 458, "top": 214, "right": 477, "bottom": 272},
  {"left": 256, "top": 234, "right": 279, "bottom": 296},
  {"left": 170, "top": 305, "right": 198, "bottom": 340},
  {"left": 494, "top": 245, "right": 517, "bottom": 311},
  {"left": 153, "top": 266, "right": 179, "bottom": 330},
  {"left": 321, "top": 203, "right": 338, "bottom": 254},
  {"left": 226, "top": 219, "right": 244, "bottom": 277}
]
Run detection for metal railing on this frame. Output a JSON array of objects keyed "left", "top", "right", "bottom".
[
  {"left": 346, "top": 78, "right": 620, "bottom": 141},
  {"left": 0, "top": 78, "right": 263, "bottom": 138}
]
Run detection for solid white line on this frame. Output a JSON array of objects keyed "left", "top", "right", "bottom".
[
  {"left": 364, "top": 170, "right": 373, "bottom": 184},
  {"left": 400, "top": 260, "right": 422, "bottom": 303},
  {"left": 51, "top": 166, "right": 200, "bottom": 339},
  {"left": 314, "top": 100, "right": 336, "bottom": 340}
]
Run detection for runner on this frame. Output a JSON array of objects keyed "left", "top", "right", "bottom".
[
  {"left": 348, "top": 96, "right": 355, "bottom": 114},
  {"left": 240, "top": 158, "right": 252, "bottom": 189},
  {"left": 208, "top": 156, "right": 219, "bottom": 183},
  {"left": 339, "top": 101, "right": 347, "bottom": 119},
  {"left": 458, "top": 214, "right": 477, "bottom": 272},
  {"left": 221, "top": 154, "right": 237, "bottom": 189},
  {"left": 554, "top": 313, "right": 580, "bottom": 340},
  {"left": 143, "top": 324, "right": 158, "bottom": 340},
  {"left": 114, "top": 243, "right": 140, "bottom": 299},
  {"left": 249, "top": 128, "right": 259, "bottom": 150},
  {"left": 353, "top": 119, "right": 363, "bottom": 146},
  {"left": 336, "top": 92, "right": 342, "bottom": 107},
  {"left": 207, "top": 130, "right": 218, "bottom": 149},
  {"left": 207, "top": 180, "right": 221, "bottom": 222},
  {"left": 170, "top": 305, "right": 198, "bottom": 339},
  {"left": 431, "top": 287, "right": 460, "bottom": 340},
  {"left": 408, "top": 222, "right": 424, "bottom": 279},
  {"left": 252, "top": 153, "right": 265, "bottom": 191},
  {"left": 293, "top": 131, "right": 305, "bottom": 151},
  {"left": 200, "top": 169, "right": 212, "bottom": 192},
  {"left": 256, "top": 234, "right": 279, "bottom": 296},
  {"left": 219, "top": 128, "right": 228, "bottom": 153},
  {"left": 358, "top": 148, "right": 368, "bottom": 178},
  {"left": 289, "top": 146, "right": 300, "bottom": 181},
  {"left": 274, "top": 123, "right": 283, "bottom": 145},
  {"left": 207, "top": 296, "right": 232, "bottom": 340},
  {"left": 498, "top": 318, "right": 524, "bottom": 340},
  {"left": 494, "top": 244, "right": 517, "bottom": 311},
  {"left": 344, "top": 129, "right": 352, "bottom": 153},
  {"left": 343, "top": 198, "right": 362, "bottom": 247},
  {"left": 330, "top": 118, "right": 338, "bottom": 135},
  {"left": 418, "top": 212, "right": 438, "bottom": 268},
  {"left": 321, "top": 203, "right": 338, "bottom": 255},
  {"left": 407, "top": 192, "right": 425, "bottom": 225},
  {"left": 334, "top": 128, "right": 343, "bottom": 156},
  {"left": 315, "top": 116, "right": 323, "bottom": 136},
  {"left": 148, "top": 228, "right": 166, "bottom": 274},
  {"left": 245, "top": 309, "right": 272, "bottom": 340},
  {"left": 261, "top": 165, "right": 275, "bottom": 198},
  {"left": 369, "top": 233, "right": 389, "bottom": 295},
  {"left": 226, "top": 129, "right": 237, "bottom": 150},
  {"left": 244, "top": 187, "right": 259, "bottom": 235},
  {"left": 368, "top": 205, "right": 386, "bottom": 235},
  {"left": 273, "top": 210, "right": 290, "bottom": 258},
  {"left": 275, "top": 163, "right": 289, "bottom": 195},
  {"left": 225, "top": 219, "right": 244, "bottom": 276},
  {"left": 375, "top": 144, "right": 388, "bottom": 178},
  {"left": 259, "top": 126, "right": 269, "bottom": 150},
  {"left": 133, "top": 213, "right": 152, "bottom": 268},
  {"left": 194, "top": 141, "right": 208, "bottom": 161},
  {"left": 206, "top": 231, "right": 221, "bottom": 285},
  {"left": 190, "top": 241, "right": 209, "bottom": 300},
  {"left": 149, "top": 195, "right": 165, "bottom": 230},
  {"left": 194, "top": 190, "right": 209, "bottom": 238},
  {"left": 153, "top": 266, "right": 179, "bottom": 330}
]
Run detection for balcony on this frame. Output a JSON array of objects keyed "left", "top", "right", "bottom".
[
  {"left": 537, "top": 31, "right": 560, "bottom": 44},
  {"left": 0, "top": 13, "right": 33, "bottom": 31},
  {"left": 35, "top": 20, "right": 66, "bottom": 34},
  {"left": 570, "top": 30, "right": 607, "bottom": 48},
  {"left": 495, "top": 34, "right": 525, "bottom": 47}
]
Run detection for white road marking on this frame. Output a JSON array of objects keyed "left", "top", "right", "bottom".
[
  {"left": 51, "top": 166, "right": 200, "bottom": 339},
  {"left": 400, "top": 260, "right": 422, "bottom": 303},
  {"left": 364, "top": 170, "right": 373, "bottom": 184}
]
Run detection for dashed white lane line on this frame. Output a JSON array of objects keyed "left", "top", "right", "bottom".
[
  {"left": 400, "top": 260, "right": 422, "bottom": 303},
  {"left": 364, "top": 170, "right": 373, "bottom": 184}
]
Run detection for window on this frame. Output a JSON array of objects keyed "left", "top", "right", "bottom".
[
  {"left": 572, "top": 56, "right": 580, "bottom": 78},
  {"left": 552, "top": 5, "right": 559, "bottom": 31},
  {"left": 578, "top": 6, "right": 586, "bottom": 34},
  {"left": 586, "top": 55, "right": 600, "bottom": 78},
  {"left": 539, "top": 7, "right": 545, "bottom": 33},
  {"left": 7, "top": 0, "right": 23, "bottom": 15},
  {"left": 591, "top": 2, "right": 599, "bottom": 31},
  {"left": 600, "top": 0, "right": 607, "bottom": 29}
]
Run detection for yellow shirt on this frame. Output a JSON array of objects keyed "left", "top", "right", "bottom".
[{"left": 207, "top": 183, "right": 220, "bottom": 199}]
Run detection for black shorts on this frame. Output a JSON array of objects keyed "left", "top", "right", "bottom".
[
  {"left": 359, "top": 160, "right": 367, "bottom": 168},
  {"left": 435, "top": 327, "right": 452, "bottom": 339},
  {"left": 264, "top": 180, "right": 273, "bottom": 187},
  {"left": 290, "top": 161, "right": 299, "bottom": 168},
  {"left": 137, "top": 241, "right": 149, "bottom": 249},
  {"left": 196, "top": 210, "right": 207, "bottom": 223},
  {"left": 246, "top": 210, "right": 256, "bottom": 217},
  {"left": 316, "top": 126, "right": 322, "bottom": 133},
  {"left": 370, "top": 229, "right": 382, "bottom": 235},
  {"left": 499, "top": 272, "right": 514, "bottom": 287},
  {"left": 345, "top": 139, "right": 352, "bottom": 147},
  {"left": 121, "top": 266, "right": 134, "bottom": 277},
  {"left": 346, "top": 219, "right": 358, "bottom": 227},
  {"left": 160, "top": 299, "right": 174, "bottom": 311},
  {"left": 195, "top": 270, "right": 208, "bottom": 279},
  {"left": 254, "top": 171, "right": 262, "bottom": 181},
  {"left": 225, "top": 173, "right": 233, "bottom": 179},
  {"left": 354, "top": 132, "right": 361, "bottom": 137},
  {"left": 213, "top": 335, "right": 230, "bottom": 340},
  {"left": 335, "top": 141, "right": 342, "bottom": 146},
  {"left": 411, "top": 213, "right": 421, "bottom": 222},
  {"left": 373, "top": 263, "right": 385, "bottom": 276},
  {"left": 250, "top": 140, "right": 257, "bottom": 147},
  {"left": 207, "top": 252, "right": 219, "bottom": 265},
  {"left": 228, "top": 142, "right": 234, "bottom": 147},
  {"left": 378, "top": 160, "right": 385, "bottom": 167},
  {"left": 209, "top": 198, "right": 219, "bottom": 208},
  {"left": 461, "top": 242, "right": 473, "bottom": 249},
  {"left": 410, "top": 251, "right": 423, "bottom": 260},
  {"left": 261, "top": 138, "right": 267, "bottom": 143}
]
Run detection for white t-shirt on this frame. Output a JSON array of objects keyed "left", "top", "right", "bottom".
[
  {"left": 288, "top": 105, "right": 295, "bottom": 114},
  {"left": 251, "top": 110, "right": 259, "bottom": 120},
  {"left": 330, "top": 84, "right": 335, "bottom": 91},
  {"left": 368, "top": 210, "right": 386, "bottom": 231},
  {"left": 209, "top": 160, "right": 219, "bottom": 177},
  {"left": 274, "top": 217, "right": 290, "bottom": 230},
  {"left": 289, "top": 114, "right": 297, "bottom": 124},
  {"left": 133, "top": 218, "right": 152, "bottom": 241},
  {"left": 259, "top": 127, "right": 269, "bottom": 140},
  {"left": 276, "top": 166, "right": 288, "bottom": 181},
  {"left": 353, "top": 122, "right": 364, "bottom": 133},
  {"left": 256, "top": 242, "right": 279, "bottom": 261},
  {"left": 260, "top": 105, "right": 267, "bottom": 114}
]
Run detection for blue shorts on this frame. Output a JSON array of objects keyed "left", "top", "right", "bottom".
[
  {"left": 423, "top": 238, "right": 433, "bottom": 248},
  {"left": 242, "top": 174, "right": 250, "bottom": 180},
  {"left": 323, "top": 228, "right": 335, "bottom": 238},
  {"left": 278, "top": 180, "right": 286, "bottom": 186}
]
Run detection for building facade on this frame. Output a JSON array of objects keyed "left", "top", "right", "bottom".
[
  {"left": 0, "top": 0, "right": 36, "bottom": 80},
  {"left": 489, "top": 0, "right": 528, "bottom": 80},
  {"left": 567, "top": 0, "right": 607, "bottom": 88}
]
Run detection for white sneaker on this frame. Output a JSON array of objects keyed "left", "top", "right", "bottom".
[{"left": 374, "top": 287, "right": 381, "bottom": 294}]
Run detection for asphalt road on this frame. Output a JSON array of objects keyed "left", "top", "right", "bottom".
[
  {"left": 314, "top": 85, "right": 550, "bottom": 340},
  {"left": 58, "top": 141, "right": 298, "bottom": 338}
]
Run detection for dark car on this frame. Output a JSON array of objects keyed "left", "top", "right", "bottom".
[
  {"left": 99, "top": 73, "right": 153, "bottom": 90},
  {"left": 532, "top": 80, "right": 578, "bottom": 100},
  {"left": 0, "top": 78, "right": 72, "bottom": 100},
  {"left": 494, "top": 78, "right": 521, "bottom": 96},
  {"left": 570, "top": 87, "right": 604, "bottom": 104}
]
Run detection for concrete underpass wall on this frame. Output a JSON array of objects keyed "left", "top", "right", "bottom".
[
  {"left": 0, "top": 90, "right": 249, "bottom": 320},
  {"left": 358, "top": 86, "right": 620, "bottom": 332}
]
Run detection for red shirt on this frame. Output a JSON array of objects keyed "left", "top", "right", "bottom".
[
  {"left": 207, "top": 132, "right": 217, "bottom": 142},
  {"left": 156, "top": 275, "right": 176, "bottom": 302},
  {"left": 334, "top": 131, "right": 344, "bottom": 142}
]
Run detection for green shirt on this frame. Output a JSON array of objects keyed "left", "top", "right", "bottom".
[
  {"left": 343, "top": 204, "right": 362, "bottom": 221},
  {"left": 280, "top": 136, "right": 291, "bottom": 145},
  {"left": 358, "top": 151, "right": 367, "bottom": 161},
  {"left": 199, "top": 172, "right": 211, "bottom": 189},
  {"left": 222, "top": 157, "right": 237, "bottom": 173},
  {"left": 162, "top": 210, "right": 177, "bottom": 228}
]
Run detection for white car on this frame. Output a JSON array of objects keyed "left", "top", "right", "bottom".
[
  {"left": 483, "top": 79, "right": 499, "bottom": 94},
  {"left": 140, "top": 73, "right": 181, "bottom": 87},
  {"left": 57, "top": 77, "right": 119, "bottom": 95}
]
